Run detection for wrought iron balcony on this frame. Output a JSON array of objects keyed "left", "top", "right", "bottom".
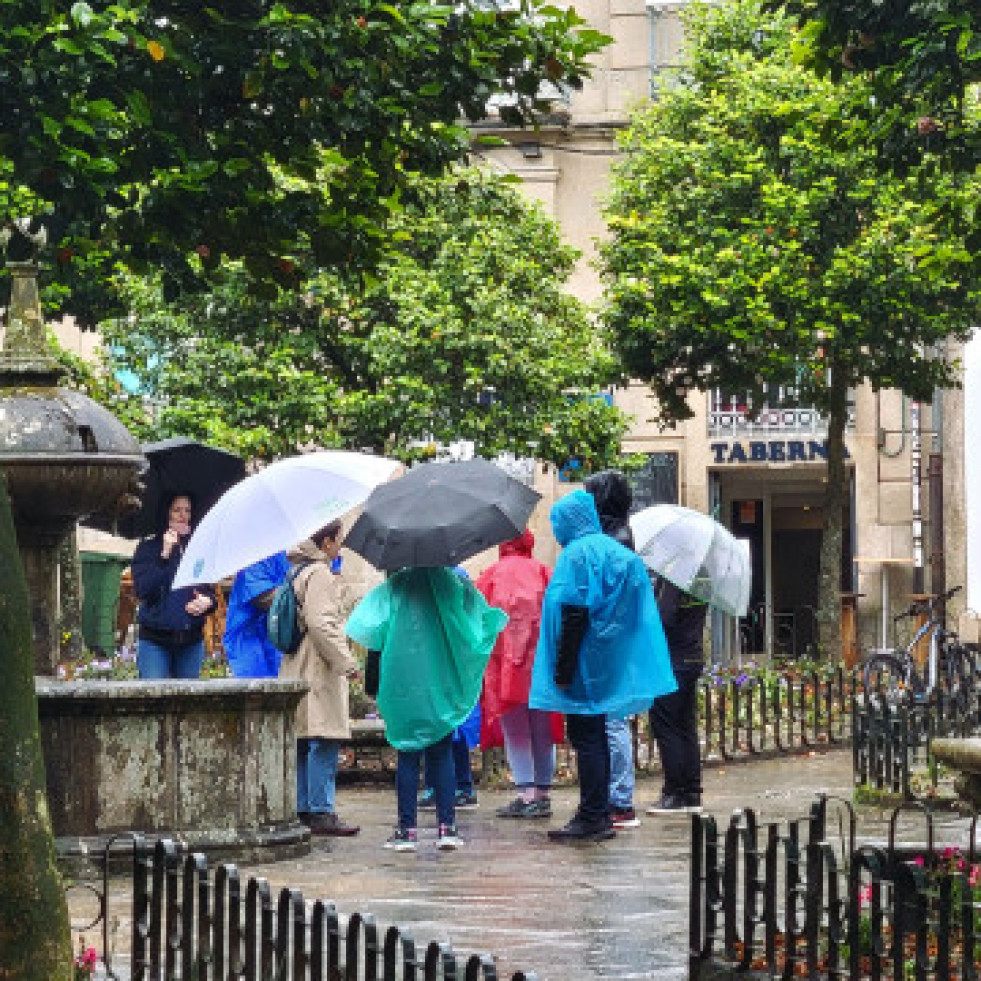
[{"left": 708, "top": 386, "right": 856, "bottom": 438}]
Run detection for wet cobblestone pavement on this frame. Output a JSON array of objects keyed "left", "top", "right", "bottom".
[
  {"left": 234, "top": 749, "right": 855, "bottom": 980},
  {"left": 74, "top": 749, "right": 868, "bottom": 979}
]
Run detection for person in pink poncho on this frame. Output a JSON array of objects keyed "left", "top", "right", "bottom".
[{"left": 476, "top": 529, "right": 564, "bottom": 818}]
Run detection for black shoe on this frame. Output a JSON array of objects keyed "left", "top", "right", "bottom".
[
  {"left": 307, "top": 812, "right": 361, "bottom": 837},
  {"left": 646, "top": 793, "right": 702, "bottom": 815},
  {"left": 548, "top": 817, "right": 616, "bottom": 843}
]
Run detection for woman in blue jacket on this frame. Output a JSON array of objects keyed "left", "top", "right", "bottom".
[{"left": 131, "top": 493, "right": 215, "bottom": 679}]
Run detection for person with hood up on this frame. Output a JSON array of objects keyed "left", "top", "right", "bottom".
[
  {"left": 345, "top": 566, "right": 507, "bottom": 852},
  {"left": 279, "top": 519, "right": 360, "bottom": 837},
  {"left": 530, "top": 490, "right": 676, "bottom": 842},
  {"left": 131, "top": 492, "right": 215, "bottom": 679},
  {"left": 584, "top": 470, "right": 642, "bottom": 830},
  {"left": 476, "top": 529, "right": 563, "bottom": 819},
  {"left": 222, "top": 551, "right": 291, "bottom": 677}
]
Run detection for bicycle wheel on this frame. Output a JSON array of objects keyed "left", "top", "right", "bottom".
[{"left": 862, "top": 652, "right": 910, "bottom": 705}]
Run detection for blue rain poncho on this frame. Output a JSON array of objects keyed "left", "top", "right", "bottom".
[
  {"left": 529, "top": 490, "right": 676, "bottom": 717},
  {"left": 345, "top": 567, "right": 507, "bottom": 751},
  {"left": 222, "top": 552, "right": 291, "bottom": 678}
]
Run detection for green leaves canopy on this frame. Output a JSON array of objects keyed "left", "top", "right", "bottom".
[
  {"left": 96, "top": 170, "right": 627, "bottom": 470},
  {"left": 775, "top": 0, "right": 981, "bottom": 170},
  {"left": 602, "top": 0, "right": 981, "bottom": 424},
  {"left": 0, "top": 0, "right": 608, "bottom": 313}
]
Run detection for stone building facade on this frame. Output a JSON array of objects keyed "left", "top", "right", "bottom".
[{"left": 478, "top": 0, "right": 978, "bottom": 660}]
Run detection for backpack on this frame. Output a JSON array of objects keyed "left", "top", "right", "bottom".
[{"left": 266, "top": 562, "right": 313, "bottom": 656}]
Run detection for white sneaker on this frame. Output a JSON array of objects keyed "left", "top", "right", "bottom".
[{"left": 436, "top": 824, "right": 464, "bottom": 850}]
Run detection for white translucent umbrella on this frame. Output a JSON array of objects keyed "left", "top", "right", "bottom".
[
  {"left": 172, "top": 451, "right": 401, "bottom": 588},
  {"left": 629, "top": 504, "right": 751, "bottom": 617}
]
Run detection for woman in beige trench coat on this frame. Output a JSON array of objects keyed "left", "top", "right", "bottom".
[{"left": 280, "top": 520, "right": 360, "bottom": 836}]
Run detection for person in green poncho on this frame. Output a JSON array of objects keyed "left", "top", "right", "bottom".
[{"left": 345, "top": 566, "right": 507, "bottom": 852}]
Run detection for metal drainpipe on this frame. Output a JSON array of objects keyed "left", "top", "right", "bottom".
[
  {"left": 911, "top": 400, "right": 924, "bottom": 594},
  {"left": 930, "top": 390, "right": 945, "bottom": 617}
]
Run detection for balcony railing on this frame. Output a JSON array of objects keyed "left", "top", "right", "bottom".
[{"left": 708, "top": 386, "right": 856, "bottom": 438}]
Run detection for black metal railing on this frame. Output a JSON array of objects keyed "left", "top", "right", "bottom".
[
  {"left": 627, "top": 665, "right": 854, "bottom": 775},
  {"left": 69, "top": 834, "right": 537, "bottom": 980},
  {"left": 852, "top": 644, "right": 981, "bottom": 798},
  {"left": 690, "top": 794, "right": 981, "bottom": 979}
]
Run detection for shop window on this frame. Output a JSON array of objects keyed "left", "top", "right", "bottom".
[{"left": 629, "top": 452, "right": 678, "bottom": 510}]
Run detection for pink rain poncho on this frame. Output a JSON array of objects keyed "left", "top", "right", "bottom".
[
  {"left": 345, "top": 567, "right": 507, "bottom": 752},
  {"left": 475, "top": 530, "right": 563, "bottom": 747}
]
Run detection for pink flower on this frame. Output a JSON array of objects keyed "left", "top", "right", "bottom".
[{"left": 914, "top": 856, "right": 925, "bottom": 867}]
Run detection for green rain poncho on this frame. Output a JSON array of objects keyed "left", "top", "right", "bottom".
[{"left": 345, "top": 567, "right": 507, "bottom": 751}]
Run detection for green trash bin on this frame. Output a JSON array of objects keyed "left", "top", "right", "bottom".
[{"left": 80, "top": 552, "right": 131, "bottom": 655}]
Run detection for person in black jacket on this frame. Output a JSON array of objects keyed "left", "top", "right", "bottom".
[
  {"left": 131, "top": 492, "right": 215, "bottom": 679},
  {"left": 647, "top": 577, "right": 708, "bottom": 813}
]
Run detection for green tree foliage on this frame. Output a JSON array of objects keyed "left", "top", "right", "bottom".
[
  {"left": 0, "top": 5, "right": 609, "bottom": 974},
  {"left": 601, "top": 0, "right": 981, "bottom": 657},
  {"left": 0, "top": 0, "right": 608, "bottom": 320},
  {"left": 775, "top": 0, "right": 980, "bottom": 170},
  {"left": 92, "top": 169, "right": 628, "bottom": 470}
]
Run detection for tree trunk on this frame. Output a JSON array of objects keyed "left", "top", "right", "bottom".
[
  {"left": 816, "top": 370, "right": 848, "bottom": 663},
  {"left": 0, "top": 477, "right": 72, "bottom": 980}
]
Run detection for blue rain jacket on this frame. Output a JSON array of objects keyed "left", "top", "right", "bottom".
[
  {"left": 222, "top": 552, "right": 291, "bottom": 677},
  {"left": 529, "top": 490, "right": 676, "bottom": 717},
  {"left": 345, "top": 567, "right": 507, "bottom": 752}
]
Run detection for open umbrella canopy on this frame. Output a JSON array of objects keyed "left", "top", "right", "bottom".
[
  {"left": 172, "top": 450, "right": 400, "bottom": 588},
  {"left": 629, "top": 504, "right": 751, "bottom": 617},
  {"left": 344, "top": 458, "right": 541, "bottom": 570},
  {"left": 107, "top": 438, "right": 246, "bottom": 539}
]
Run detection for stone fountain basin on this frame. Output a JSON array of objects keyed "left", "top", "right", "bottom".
[
  {"left": 37, "top": 677, "right": 311, "bottom": 871},
  {"left": 2, "top": 456, "right": 142, "bottom": 524},
  {"left": 931, "top": 737, "right": 981, "bottom": 810},
  {"left": 0, "top": 388, "right": 145, "bottom": 524}
]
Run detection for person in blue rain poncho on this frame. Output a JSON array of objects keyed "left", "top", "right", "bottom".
[
  {"left": 345, "top": 566, "right": 507, "bottom": 853},
  {"left": 222, "top": 551, "right": 291, "bottom": 678},
  {"left": 530, "top": 489, "right": 676, "bottom": 842}
]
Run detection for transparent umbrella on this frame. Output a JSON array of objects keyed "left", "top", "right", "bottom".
[
  {"left": 172, "top": 450, "right": 401, "bottom": 588},
  {"left": 629, "top": 504, "right": 751, "bottom": 617}
]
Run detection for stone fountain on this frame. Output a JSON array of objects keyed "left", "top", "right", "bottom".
[
  {"left": 1, "top": 242, "right": 309, "bottom": 863},
  {"left": 0, "top": 254, "right": 145, "bottom": 674}
]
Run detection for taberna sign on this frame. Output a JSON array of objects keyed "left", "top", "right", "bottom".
[{"left": 710, "top": 439, "right": 849, "bottom": 464}]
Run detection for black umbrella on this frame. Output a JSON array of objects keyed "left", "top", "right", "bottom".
[
  {"left": 344, "top": 458, "right": 541, "bottom": 570},
  {"left": 93, "top": 438, "right": 246, "bottom": 539}
]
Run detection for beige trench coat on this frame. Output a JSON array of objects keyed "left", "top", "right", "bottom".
[{"left": 279, "top": 539, "right": 356, "bottom": 741}]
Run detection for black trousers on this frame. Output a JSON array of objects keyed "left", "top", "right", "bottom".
[
  {"left": 566, "top": 712, "right": 609, "bottom": 823},
  {"left": 649, "top": 665, "right": 703, "bottom": 798}
]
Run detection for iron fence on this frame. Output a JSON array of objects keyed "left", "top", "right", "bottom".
[
  {"left": 69, "top": 834, "right": 537, "bottom": 980},
  {"left": 852, "top": 644, "right": 981, "bottom": 798},
  {"left": 690, "top": 794, "right": 981, "bottom": 979}
]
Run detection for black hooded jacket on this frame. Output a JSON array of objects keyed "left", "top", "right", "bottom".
[{"left": 584, "top": 470, "right": 635, "bottom": 551}]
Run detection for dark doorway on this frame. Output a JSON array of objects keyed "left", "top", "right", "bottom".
[
  {"left": 731, "top": 500, "right": 765, "bottom": 655},
  {"left": 771, "top": 516, "right": 821, "bottom": 659}
]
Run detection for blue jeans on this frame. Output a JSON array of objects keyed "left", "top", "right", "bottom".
[
  {"left": 606, "top": 717, "right": 635, "bottom": 809},
  {"left": 397, "top": 734, "right": 454, "bottom": 829},
  {"left": 425, "top": 736, "right": 474, "bottom": 795},
  {"left": 137, "top": 637, "right": 204, "bottom": 679},
  {"left": 297, "top": 738, "right": 339, "bottom": 814}
]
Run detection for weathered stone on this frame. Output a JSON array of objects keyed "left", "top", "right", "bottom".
[
  {"left": 931, "top": 737, "right": 981, "bottom": 810},
  {"left": 36, "top": 677, "right": 311, "bottom": 871},
  {"left": 0, "top": 260, "right": 144, "bottom": 673}
]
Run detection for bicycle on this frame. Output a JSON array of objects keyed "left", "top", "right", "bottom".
[{"left": 862, "top": 585, "right": 963, "bottom": 703}]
